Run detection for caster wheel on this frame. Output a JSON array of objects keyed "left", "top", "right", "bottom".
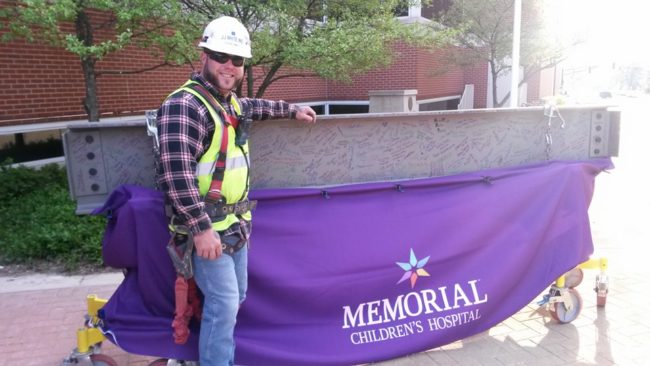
[
  {"left": 147, "top": 359, "right": 198, "bottom": 366},
  {"left": 595, "top": 273, "right": 609, "bottom": 307},
  {"left": 148, "top": 359, "right": 169, "bottom": 366},
  {"left": 147, "top": 359, "right": 168, "bottom": 366},
  {"left": 549, "top": 288, "right": 583, "bottom": 323},
  {"left": 563, "top": 268, "right": 584, "bottom": 288},
  {"left": 90, "top": 354, "right": 118, "bottom": 366},
  {"left": 597, "top": 293, "right": 607, "bottom": 307}
]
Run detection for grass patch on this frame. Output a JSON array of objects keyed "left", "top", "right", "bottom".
[{"left": 0, "top": 163, "right": 106, "bottom": 271}]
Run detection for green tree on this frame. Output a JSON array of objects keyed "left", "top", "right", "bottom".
[
  {"left": 1, "top": 0, "right": 443, "bottom": 115},
  {"left": 435, "top": 0, "right": 578, "bottom": 107},
  {"left": 0, "top": 0, "right": 197, "bottom": 121},
  {"left": 616, "top": 65, "right": 646, "bottom": 91},
  {"left": 179, "top": 0, "right": 440, "bottom": 98}
]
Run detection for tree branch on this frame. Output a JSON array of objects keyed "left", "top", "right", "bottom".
[
  {"left": 496, "top": 59, "right": 564, "bottom": 107},
  {"left": 269, "top": 72, "right": 319, "bottom": 84},
  {"left": 96, "top": 61, "right": 180, "bottom": 77}
]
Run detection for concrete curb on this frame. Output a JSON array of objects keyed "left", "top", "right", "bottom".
[{"left": 0, "top": 271, "right": 123, "bottom": 293}]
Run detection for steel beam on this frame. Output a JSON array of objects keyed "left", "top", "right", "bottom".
[{"left": 63, "top": 105, "right": 619, "bottom": 213}]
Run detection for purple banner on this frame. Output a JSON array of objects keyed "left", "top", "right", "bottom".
[{"left": 97, "top": 159, "right": 612, "bottom": 365}]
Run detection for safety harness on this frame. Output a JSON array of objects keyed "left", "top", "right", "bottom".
[{"left": 164, "top": 80, "right": 257, "bottom": 344}]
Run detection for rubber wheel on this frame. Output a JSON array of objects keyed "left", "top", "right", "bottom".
[
  {"left": 147, "top": 359, "right": 169, "bottom": 366},
  {"left": 595, "top": 273, "right": 608, "bottom": 307},
  {"left": 148, "top": 359, "right": 199, "bottom": 366},
  {"left": 563, "top": 268, "right": 584, "bottom": 288},
  {"left": 90, "top": 354, "right": 118, "bottom": 366},
  {"left": 549, "top": 288, "right": 583, "bottom": 323}
]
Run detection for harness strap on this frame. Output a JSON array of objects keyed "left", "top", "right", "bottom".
[
  {"left": 205, "top": 200, "right": 258, "bottom": 221},
  {"left": 183, "top": 83, "right": 232, "bottom": 205},
  {"left": 206, "top": 126, "right": 228, "bottom": 205}
]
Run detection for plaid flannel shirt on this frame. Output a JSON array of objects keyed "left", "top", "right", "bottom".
[{"left": 156, "top": 73, "right": 298, "bottom": 235}]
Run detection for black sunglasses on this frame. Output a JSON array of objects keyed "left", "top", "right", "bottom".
[{"left": 205, "top": 51, "right": 245, "bottom": 67}]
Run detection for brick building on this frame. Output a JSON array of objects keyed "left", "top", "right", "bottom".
[{"left": 0, "top": 2, "right": 548, "bottom": 127}]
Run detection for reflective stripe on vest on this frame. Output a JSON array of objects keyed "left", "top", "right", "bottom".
[
  {"left": 195, "top": 155, "right": 249, "bottom": 176},
  {"left": 171, "top": 80, "right": 252, "bottom": 231}
]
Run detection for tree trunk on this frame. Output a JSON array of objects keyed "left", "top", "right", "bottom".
[
  {"left": 497, "top": 69, "right": 538, "bottom": 107},
  {"left": 246, "top": 65, "right": 254, "bottom": 98},
  {"left": 255, "top": 62, "right": 282, "bottom": 99},
  {"left": 75, "top": 8, "right": 100, "bottom": 121},
  {"left": 490, "top": 62, "right": 500, "bottom": 108},
  {"left": 80, "top": 58, "right": 99, "bottom": 121}
]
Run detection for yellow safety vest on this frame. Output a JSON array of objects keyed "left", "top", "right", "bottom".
[{"left": 170, "top": 80, "right": 251, "bottom": 231}]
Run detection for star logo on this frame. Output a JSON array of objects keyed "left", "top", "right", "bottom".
[{"left": 396, "top": 249, "right": 430, "bottom": 288}]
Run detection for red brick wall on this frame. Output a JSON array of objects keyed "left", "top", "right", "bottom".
[
  {"left": 0, "top": 35, "right": 330, "bottom": 126},
  {"left": 462, "top": 58, "right": 489, "bottom": 109},
  {"left": 416, "top": 47, "right": 465, "bottom": 100},
  {"left": 1, "top": 3, "right": 552, "bottom": 127},
  {"left": 0, "top": 37, "right": 483, "bottom": 126},
  {"left": 526, "top": 69, "right": 541, "bottom": 103},
  {"left": 259, "top": 42, "right": 468, "bottom": 104},
  {"left": 0, "top": 7, "right": 193, "bottom": 126},
  {"left": 245, "top": 67, "right": 327, "bottom": 102},
  {"left": 0, "top": 38, "right": 196, "bottom": 126},
  {"left": 1, "top": 39, "right": 85, "bottom": 125},
  {"left": 0, "top": 6, "right": 483, "bottom": 126},
  {"left": 325, "top": 43, "right": 418, "bottom": 101},
  {"left": 93, "top": 46, "right": 193, "bottom": 117},
  {"left": 293, "top": 43, "right": 469, "bottom": 103}
]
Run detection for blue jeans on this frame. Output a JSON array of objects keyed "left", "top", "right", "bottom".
[{"left": 193, "top": 244, "right": 248, "bottom": 366}]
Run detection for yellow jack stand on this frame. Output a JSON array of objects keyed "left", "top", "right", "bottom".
[{"left": 61, "top": 295, "right": 117, "bottom": 366}]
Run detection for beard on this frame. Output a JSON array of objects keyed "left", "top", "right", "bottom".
[{"left": 203, "top": 63, "right": 242, "bottom": 95}]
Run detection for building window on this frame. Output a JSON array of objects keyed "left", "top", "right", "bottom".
[
  {"left": 418, "top": 98, "right": 460, "bottom": 111},
  {"left": 329, "top": 104, "right": 369, "bottom": 114},
  {"left": 393, "top": 2, "right": 410, "bottom": 17},
  {"left": 310, "top": 105, "right": 326, "bottom": 115},
  {"left": 421, "top": 0, "right": 452, "bottom": 21},
  {"left": 298, "top": 102, "right": 369, "bottom": 115}
]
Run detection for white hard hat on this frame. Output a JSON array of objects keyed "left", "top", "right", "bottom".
[{"left": 198, "top": 16, "right": 252, "bottom": 58}]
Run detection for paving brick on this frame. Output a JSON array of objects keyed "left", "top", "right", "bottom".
[{"left": 419, "top": 350, "right": 457, "bottom": 365}]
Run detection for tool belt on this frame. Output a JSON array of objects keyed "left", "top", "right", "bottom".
[
  {"left": 165, "top": 199, "right": 257, "bottom": 223},
  {"left": 205, "top": 199, "right": 257, "bottom": 222},
  {"left": 165, "top": 197, "right": 255, "bottom": 278},
  {"left": 167, "top": 218, "right": 251, "bottom": 278}
]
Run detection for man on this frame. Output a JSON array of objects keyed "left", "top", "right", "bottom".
[{"left": 156, "top": 16, "right": 316, "bottom": 366}]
